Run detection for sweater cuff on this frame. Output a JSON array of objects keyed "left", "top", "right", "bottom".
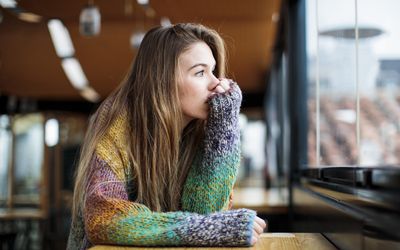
[
  {"left": 176, "top": 208, "right": 256, "bottom": 246},
  {"left": 245, "top": 210, "right": 257, "bottom": 246}
]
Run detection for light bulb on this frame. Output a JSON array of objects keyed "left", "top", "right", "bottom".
[
  {"left": 45, "top": 118, "right": 59, "bottom": 147},
  {"left": 79, "top": 4, "right": 101, "bottom": 36},
  {"left": 130, "top": 31, "right": 145, "bottom": 49}
]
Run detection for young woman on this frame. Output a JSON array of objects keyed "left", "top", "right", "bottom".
[{"left": 67, "top": 23, "right": 266, "bottom": 250}]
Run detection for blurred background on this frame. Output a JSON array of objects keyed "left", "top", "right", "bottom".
[{"left": 1, "top": 0, "right": 400, "bottom": 249}]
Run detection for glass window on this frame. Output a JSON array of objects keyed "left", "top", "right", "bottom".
[
  {"left": 13, "top": 113, "right": 44, "bottom": 205},
  {"left": 0, "top": 115, "right": 12, "bottom": 206},
  {"left": 358, "top": 0, "right": 400, "bottom": 165},
  {"left": 307, "top": 0, "right": 357, "bottom": 166},
  {"left": 306, "top": 0, "right": 400, "bottom": 167},
  {"left": 237, "top": 112, "right": 267, "bottom": 187}
]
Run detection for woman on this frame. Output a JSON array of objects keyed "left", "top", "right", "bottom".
[{"left": 67, "top": 23, "right": 266, "bottom": 249}]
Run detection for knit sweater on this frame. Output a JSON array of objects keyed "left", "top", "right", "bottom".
[{"left": 67, "top": 82, "right": 256, "bottom": 249}]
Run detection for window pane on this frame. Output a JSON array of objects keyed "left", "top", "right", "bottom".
[
  {"left": 238, "top": 113, "right": 267, "bottom": 187},
  {"left": 0, "top": 115, "right": 12, "bottom": 206},
  {"left": 358, "top": 0, "right": 400, "bottom": 165},
  {"left": 13, "top": 114, "right": 44, "bottom": 205},
  {"left": 306, "top": 0, "right": 318, "bottom": 166},
  {"left": 307, "top": 0, "right": 358, "bottom": 166}
]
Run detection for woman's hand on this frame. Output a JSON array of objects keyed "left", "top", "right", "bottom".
[
  {"left": 251, "top": 216, "right": 267, "bottom": 245},
  {"left": 207, "top": 78, "right": 242, "bottom": 111},
  {"left": 214, "top": 78, "right": 231, "bottom": 93}
]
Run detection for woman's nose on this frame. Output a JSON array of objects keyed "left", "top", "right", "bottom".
[{"left": 208, "top": 74, "right": 220, "bottom": 91}]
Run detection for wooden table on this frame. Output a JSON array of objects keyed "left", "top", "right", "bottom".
[{"left": 90, "top": 233, "right": 335, "bottom": 250}]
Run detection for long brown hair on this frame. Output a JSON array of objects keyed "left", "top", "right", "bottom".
[{"left": 72, "top": 23, "right": 227, "bottom": 220}]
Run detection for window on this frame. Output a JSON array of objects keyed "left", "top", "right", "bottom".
[
  {"left": 306, "top": 0, "right": 400, "bottom": 167},
  {"left": 0, "top": 115, "right": 12, "bottom": 206},
  {"left": 13, "top": 114, "right": 44, "bottom": 205}
]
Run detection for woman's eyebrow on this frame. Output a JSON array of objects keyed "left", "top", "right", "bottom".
[
  {"left": 187, "top": 63, "right": 207, "bottom": 71},
  {"left": 187, "top": 62, "right": 216, "bottom": 71}
]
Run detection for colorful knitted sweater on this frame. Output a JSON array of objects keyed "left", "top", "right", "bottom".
[{"left": 67, "top": 83, "right": 256, "bottom": 249}]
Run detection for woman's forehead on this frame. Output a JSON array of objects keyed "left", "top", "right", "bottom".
[{"left": 178, "top": 42, "right": 216, "bottom": 69}]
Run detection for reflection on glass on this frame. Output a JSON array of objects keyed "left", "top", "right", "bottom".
[
  {"left": 13, "top": 114, "right": 44, "bottom": 204},
  {"left": 0, "top": 115, "right": 12, "bottom": 206}
]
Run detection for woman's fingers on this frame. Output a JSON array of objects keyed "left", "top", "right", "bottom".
[
  {"left": 214, "top": 85, "right": 225, "bottom": 93},
  {"left": 219, "top": 78, "right": 230, "bottom": 91},
  {"left": 251, "top": 236, "right": 258, "bottom": 246},
  {"left": 210, "top": 78, "right": 237, "bottom": 97},
  {"left": 212, "top": 78, "right": 231, "bottom": 94},
  {"left": 253, "top": 220, "right": 264, "bottom": 234},
  {"left": 251, "top": 216, "right": 267, "bottom": 246},
  {"left": 255, "top": 216, "right": 267, "bottom": 230}
]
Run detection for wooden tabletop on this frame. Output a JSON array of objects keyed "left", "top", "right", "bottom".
[
  {"left": 232, "top": 187, "right": 288, "bottom": 214},
  {"left": 90, "top": 233, "right": 335, "bottom": 250}
]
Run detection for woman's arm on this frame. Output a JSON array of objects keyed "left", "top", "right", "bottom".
[
  {"left": 84, "top": 154, "right": 255, "bottom": 247},
  {"left": 181, "top": 81, "right": 242, "bottom": 214}
]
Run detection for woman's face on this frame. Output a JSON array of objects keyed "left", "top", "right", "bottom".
[{"left": 177, "top": 42, "right": 220, "bottom": 126}]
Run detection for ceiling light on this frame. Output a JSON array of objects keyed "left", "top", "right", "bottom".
[
  {"left": 160, "top": 17, "right": 171, "bottom": 27},
  {"left": 272, "top": 12, "right": 280, "bottom": 23},
  {"left": 137, "top": 0, "right": 148, "bottom": 5},
  {"left": 80, "top": 4, "right": 101, "bottom": 36},
  {"left": 61, "top": 58, "right": 88, "bottom": 90},
  {"left": 47, "top": 19, "right": 75, "bottom": 58},
  {"left": 18, "top": 12, "right": 43, "bottom": 23},
  {"left": 45, "top": 118, "right": 59, "bottom": 147},
  {"left": 80, "top": 86, "right": 101, "bottom": 102},
  {"left": 130, "top": 31, "right": 145, "bottom": 49},
  {"left": 0, "top": 0, "right": 17, "bottom": 8}
]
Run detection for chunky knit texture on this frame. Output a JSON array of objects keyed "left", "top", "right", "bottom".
[{"left": 67, "top": 82, "right": 256, "bottom": 249}]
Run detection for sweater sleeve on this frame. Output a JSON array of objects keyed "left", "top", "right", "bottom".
[
  {"left": 84, "top": 154, "right": 255, "bottom": 247},
  {"left": 181, "top": 82, "right": 242, "bottom": 214}
]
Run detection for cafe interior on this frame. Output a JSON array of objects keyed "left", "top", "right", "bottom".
[{"left": 1, "top": 0, "right": 400, "bottom": 249}]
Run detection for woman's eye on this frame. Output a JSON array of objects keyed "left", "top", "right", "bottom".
[{"left": 195, "top": 70, "right": 204, "bottom": 77}]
